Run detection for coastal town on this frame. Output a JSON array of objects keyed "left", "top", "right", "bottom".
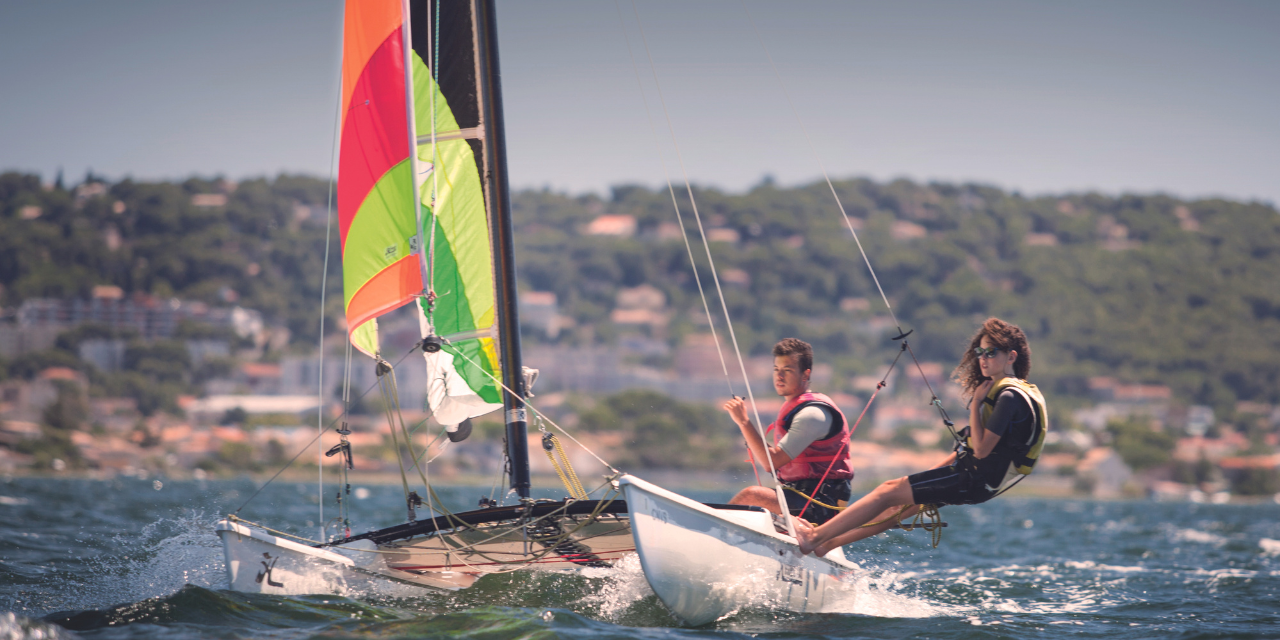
[{"left": 4, "top": 286, "right": 1277, "bottom": 503}]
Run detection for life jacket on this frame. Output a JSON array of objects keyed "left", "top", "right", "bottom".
[
  {"left": 765, "top": 391, "right": 854, "bottom": 483},
  {"left": 978, "top": 378, "right": 1049, "bottom": 475}
]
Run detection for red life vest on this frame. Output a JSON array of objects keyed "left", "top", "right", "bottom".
[{"left": 766, "top": 391, "right": 854, "bottom": 483}]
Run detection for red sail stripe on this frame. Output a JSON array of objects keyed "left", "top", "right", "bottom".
[{"left": 338, "top": 28, "right": 409, "bottom": 249}]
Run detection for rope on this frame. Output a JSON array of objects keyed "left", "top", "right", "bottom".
[
  {"left": 536, "top": 410, "right": 587, "bottom": 499},
  {"left": 229, "top": 482, "right": 623, "bottom": 563},
  {"left": 614, "top": 0, "right": 765, "bottom": 489},
  {"left": 426, "top": 0, "right": 440, "bottom": 303},
  {"left": 739, "top": 2, "right": 904, "bottom": 336},
  {"left": 612, "top": 0, "right": 735, "bottom": 399},
  {"left": 316, "top": 67, "right": 342, "bottom": 541},
  {"left": 232, "top": 342, "right": 422, "bottom": 514},
  {"left": 741, "top": 3, "right": 964, "bottom": 458},
  {"left": 794, "top": 345, "right": 904, "bottom": 519},
  {"left": 377, "top": 360, "right": 414, "bottom": 508},
  {"left": 377, "top": 360, "right": 443, "bottom": 520},
  {"left": 626, "top": 0, "right": 778, "bottom": 506},
  {"left": 900, "top": 504, "right": 944, "bottom": 548},
  {"left": 542, "top": 432, "right": 588, "bottom": 500},
  {"left": 902, "top": 341, "right": 960, "bottom": 444},
  {"left": 440, "top": 340, "right": 620, "bottom": 476},
  {"left": 411, "top": 480, "right": 626, "bottom": 570}
]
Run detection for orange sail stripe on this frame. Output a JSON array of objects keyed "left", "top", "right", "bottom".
[
  {"left": 341, "top": 0, "right": 403, "bottom": 131},
  {"left": 345, "top": 254, "right": 424, "bottom": 336}
]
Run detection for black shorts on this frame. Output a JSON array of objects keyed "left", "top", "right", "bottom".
[
  {"left": 782, "top": 477, "right": 852, "bottom": 525},
  {"left": 907, "top": 464, "right": 998, "bottom": 507}
]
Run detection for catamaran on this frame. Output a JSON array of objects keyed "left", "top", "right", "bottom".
[{"left": 216, "top": 0, "right": 865, "bottom": 626}]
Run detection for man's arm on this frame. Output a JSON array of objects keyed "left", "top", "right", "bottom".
[{"left": 724, "top": 397, "right": 793, "bottom": 469}]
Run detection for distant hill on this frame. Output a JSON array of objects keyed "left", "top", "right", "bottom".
[{"left": 2, "top": 171, "right": 1277, "bottom": 417}]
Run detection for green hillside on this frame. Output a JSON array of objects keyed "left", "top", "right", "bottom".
[{"left": 2, "top": 171, "right": 1277, "bottom": 417}]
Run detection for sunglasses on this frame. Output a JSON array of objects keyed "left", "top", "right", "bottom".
[{"left": 973, "top": 346, "right": 1004, "bottom": 359}]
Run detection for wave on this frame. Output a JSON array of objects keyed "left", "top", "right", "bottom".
[{"left": 1, "top": 612, "right": 73, "bottom": 640}]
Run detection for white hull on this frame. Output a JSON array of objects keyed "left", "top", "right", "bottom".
[
  {"left": 216, "top": 499, "right": 635, "bottom": 595},
  {"left": 619, "top": 475, "right": 856, "bottom": 626},
  {"left": 215, "top": 519, "right": 478, "bottom": 594}
]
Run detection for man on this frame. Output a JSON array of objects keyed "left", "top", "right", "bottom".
[{"left": 723, "top": 338, "right": 854, "bottom": 525}]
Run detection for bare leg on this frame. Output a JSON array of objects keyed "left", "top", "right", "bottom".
[
  {"left": 814, "top": 504, "right": 922, "bottom": 555},
  {"left": 795, "top": 476, "right": 915, "bottom": 555},
  {"left": 729, "top": 485, "right": 784, "bottom": 515}
]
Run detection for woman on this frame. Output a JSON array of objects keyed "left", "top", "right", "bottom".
[{"left": 796, "top": 317, "right": 1048, "bottom": 556}]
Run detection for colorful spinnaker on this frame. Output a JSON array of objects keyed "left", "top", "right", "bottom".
[{"left": 339, "top": 0, "right": 501, "bottom": 425}]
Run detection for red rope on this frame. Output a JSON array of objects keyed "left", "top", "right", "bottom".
[{"left": 796, "top": 381, "right": 882, "bottom": 520}]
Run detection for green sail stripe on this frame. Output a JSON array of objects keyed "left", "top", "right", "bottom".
[
  {"left": 418, "top": 215, "right": 499, "bottom": 403},
  {"left": 445, "top": 337, "right": 501, "bottom": 405},
  {"left": 425, "top": 138, "right": 495, "bottom": 331},
  {"left": 413, "top": 52, "right": 494, "bottom": 335},
  {"left": 342, "top": 160, "right": 417, "bottom": 311},
  {"left": 412, "top": 49, "right": 461, "bottom": 138},
  {"left": 411, "top": 50, "right": 499, "bottom": 397}
]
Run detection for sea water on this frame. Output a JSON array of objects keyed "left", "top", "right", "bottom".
[{"left": 2, "top": 476, "right": 1278, "bottom": 639}]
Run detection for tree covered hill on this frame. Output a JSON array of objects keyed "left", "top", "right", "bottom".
[
  {"left": 1, "top": 171, "right": 1277, "bottom": 416},
  {"left": 511, "top": 179, "right": 1280, "bottom": 415},
  {"left": 0, "top": 172, "right": 338, "bottom": 348}
]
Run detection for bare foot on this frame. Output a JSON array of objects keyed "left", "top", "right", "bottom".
[{"left": 794, "top": 521, "right": 823, "bottom": 556}]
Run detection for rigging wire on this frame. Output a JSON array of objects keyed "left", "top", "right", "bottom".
[
  {"left": 627, "top": 1, "right": 781, "bottom": 508},
  {"left": 611, "top": 0, "right": 735, "bottom": 399},
  {"left": 425, "top": 0, "right": 440, "bottom": 308},
  {"left": 739, "top": 2, "right": 904, "bottom": 336},
  {"left": 740, "top": 2, "right": 958, "bottom": 440},
  {"left": 420, "top": 0, "right": 443, "bottom": 521},
  {"left": 233, "top": 341, "right": 424, "bottom": 515},
  {"left": 441, "top": 340, "right": 619, "bottom": 476},
  {"left": 316, "top": 38, "right": 345, "bottom": 542}
]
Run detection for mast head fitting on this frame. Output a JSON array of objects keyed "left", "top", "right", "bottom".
[{"left": 422, "top": 335, "right": 443, "bottom": 353}]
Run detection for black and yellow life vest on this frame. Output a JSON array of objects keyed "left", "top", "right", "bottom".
[{"left": 978, "top": 377, "right": 1049, "bottom": 475}]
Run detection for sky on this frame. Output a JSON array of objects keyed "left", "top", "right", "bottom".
[{"left": 2, "top": 0, "right": 1277, "bottom": 205}]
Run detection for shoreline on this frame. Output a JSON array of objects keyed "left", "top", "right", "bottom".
[{"left": 5, "top": 469, "right": 1277, "bottom": 505}]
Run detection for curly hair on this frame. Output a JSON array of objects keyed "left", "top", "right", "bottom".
[
  {"left": 772, "top": 337, "right": 813, "bottom": 373},
  {"left": 952, "top": 317, "right": 1032, "bottom": 396}
]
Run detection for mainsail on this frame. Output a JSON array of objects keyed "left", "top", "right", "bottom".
[{"left": 339, "top": 0, "right": 501, "bottom": 425}]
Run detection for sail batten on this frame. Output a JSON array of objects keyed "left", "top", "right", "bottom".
[{"left": 417, "top": 126, "right": 483, "bottom": 144}]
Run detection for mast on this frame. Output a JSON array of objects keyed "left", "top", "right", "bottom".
[{"left": 473, "top": 0, "right": 530, "bottom": 498}]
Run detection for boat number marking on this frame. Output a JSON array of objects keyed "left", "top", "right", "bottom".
[
  {"left": 777, "top": 562, "right": 806, "bottom": 586},
  {"left": 650, "top": 507, "right": 669, "bottom": 524},
  {"left": 255, "top": 552, "right": 285, "bottom": 588}
]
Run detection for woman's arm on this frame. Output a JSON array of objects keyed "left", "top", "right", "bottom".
[
  {"left": 975, "top": 385, "right": 1041, "bottom": 460},
  {"left": 972, "top": 423, "right": 1003, "bottom": 459},
  {"left": 967, "top": 380, "right": 1003, "bottom": 459}
]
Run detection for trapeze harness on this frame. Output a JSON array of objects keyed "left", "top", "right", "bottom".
[{"left": 767, "top": 391, "right": 853, "bottom": 483}]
